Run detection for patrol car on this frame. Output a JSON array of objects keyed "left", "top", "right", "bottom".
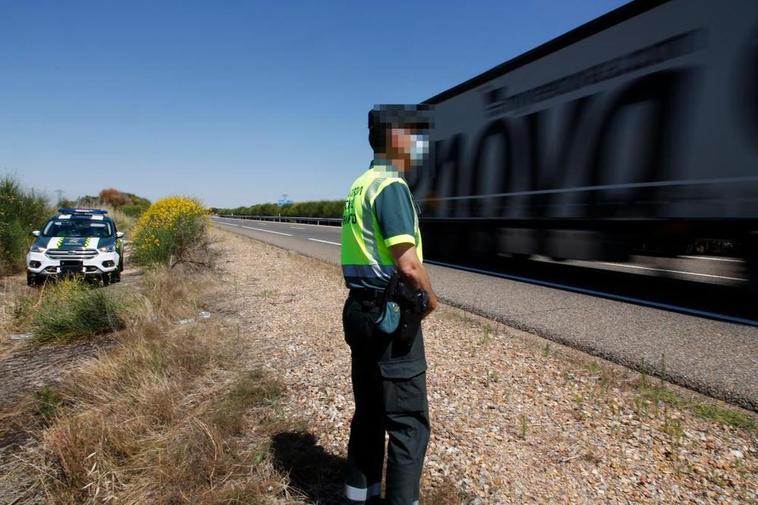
[{"left": 26, "top": 208, "right": 124, "bottom": 287}]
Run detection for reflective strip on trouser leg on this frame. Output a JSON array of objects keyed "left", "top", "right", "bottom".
[
  {"left": 345, "top": 484, "right": 367, "bottom": 501},
  {"left": 344, "top": 482, "right": 381, "bottom": 501}
]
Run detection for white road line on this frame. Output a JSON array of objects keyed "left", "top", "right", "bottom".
[
  {"left": 425, "top": 259, "right": 758, "bottom": 327},
  {"left": 240, "top": 226, "right": 292, "bottom": 236},
  {"left": 598, "top": 262, "right": 746, "bottom": 282},
  {"left": 219, "top": 217, "right": 340, "bottom": 229},
  {"left": 679, "top": 255, "right": 743, "bottom": 263},
  {"left": 308, "top": 238, "right": 340, "bottom": 246},
  {"left": 290, "top": 226, "right": 306, "bottom": 229},
  {"left": 218, "top": 222, "right": 240, "bottom": 227}
]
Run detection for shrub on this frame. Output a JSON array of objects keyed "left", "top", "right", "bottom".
[
  {"left": 131, "top": 197, "right": 209, "bottom": 266},
  {"left": 120, "top": 192, "right": 151, "bottom": 218},
  {"left": 62, "top": 191, "right": 151, "bottom": 219},
  {"left": 99, "top": 188, "right": 129, "bottom": 208},
  {"left": 30, "top": 279, "right": 127, "bottom": 342},
  {"left": 0, "top": 175, "right": 51, "bottom": 275}
]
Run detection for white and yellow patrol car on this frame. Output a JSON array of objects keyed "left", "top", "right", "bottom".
[{"left": 26, "top": 208, "right": 125, "bottom": 286}]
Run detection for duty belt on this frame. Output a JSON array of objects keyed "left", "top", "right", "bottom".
[{"left": 349, "top": 288, "right": 385, "bottom": 304}]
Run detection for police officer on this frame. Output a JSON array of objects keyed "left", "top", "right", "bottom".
[{"left": 341, "top": 104, "right": 439, "bottom": 505}]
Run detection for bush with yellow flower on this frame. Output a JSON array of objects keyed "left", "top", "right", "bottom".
[{"left": 131, "top": 197, "right": 208, "bottom": 266}]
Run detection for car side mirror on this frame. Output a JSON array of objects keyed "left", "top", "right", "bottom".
[
  {"left": 116, "top": 232, "right": 124, "bottom": 239},
  {"left": 31, "top": 230, "right": 40, "bottom": 237}
]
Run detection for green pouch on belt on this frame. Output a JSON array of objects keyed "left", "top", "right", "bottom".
[{"left": 376, "top": 301, "right": 401, "bottom": 334}]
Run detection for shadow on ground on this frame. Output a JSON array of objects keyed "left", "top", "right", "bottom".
[
  {"left": 270, "top": 431, "right": 473, "bottom": 504},
  {"left": 271, "top": 431, "right": 347, "bottom": 504}
]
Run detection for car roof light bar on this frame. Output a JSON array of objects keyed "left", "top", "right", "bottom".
[{"left": 57, "top": 208, "right": 109, "bottom": 215}]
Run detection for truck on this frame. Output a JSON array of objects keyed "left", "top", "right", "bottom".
[{"left": 410, "top": 0, "right": 758, "bottom": 289}]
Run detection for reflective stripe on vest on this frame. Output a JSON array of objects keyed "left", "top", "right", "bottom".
[{"left": 341, "top": 163, "right": 422, "bottom": 289}]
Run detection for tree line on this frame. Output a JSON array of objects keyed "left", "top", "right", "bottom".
[{"left": 211, "top": 200, "right": 344, "bottom": 219}]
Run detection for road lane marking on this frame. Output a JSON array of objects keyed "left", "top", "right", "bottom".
[
  {"left": 217, "top": 217, "right": 340, "bottom": 229},
  {"left": 240, "top": 226, "right": 292, "bottom": 236},
  {"left": 598, "top": 262, "right": 746, "bottom": 282},
  {"left": 425, "top": 259, "right": 758, "bottom": 327},
  {"left": 308, "top": 238, "right": 340, "bottom": 246},
  {"left": 290, "top": 226, "right": 306, "bottom": 229},
  {"left": 679, "top": 255, "right": 743, "bottom": 263}
]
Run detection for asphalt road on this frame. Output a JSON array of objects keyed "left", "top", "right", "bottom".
[{"left": 212, "top": 216, "right": 758, "bottom": 410}]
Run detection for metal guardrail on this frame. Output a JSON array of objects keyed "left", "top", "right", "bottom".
[{"left": 217, "top": 215, "right": 342, "bottom": 227}]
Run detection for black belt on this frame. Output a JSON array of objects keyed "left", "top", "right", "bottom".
[{"left": 349, "top": 288, "right": 385, "bottom": 303}]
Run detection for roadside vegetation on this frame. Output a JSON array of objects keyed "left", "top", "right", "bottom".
[
  {"left": 212, "top": 199, "right": 344, "bottom": 219},
  {"left": 13, "top": 278, "right": 129, "bottom": 342},
  {"left": 634, "top": 370, "right": 755, "bottom": 430},
  {"left": 60, "top": 187, "right": 151, "bottom": 234},
  {"left": 0, "top": 175, "right": 51, "bottom": 276},
  {"left": 2, "top": 196, "right": 305, "bottom": 504},
  {"left": 63, "top": 187, "right": 151, "bottom": 219},
  {"left": 132, "top": 196, "right": 210, "bottom": 267},
  {"left": 0, "top": 182, "right": 150, "bottom": 278},
  {"left": 32, "top": 270, "right": 286, "bottom": 503},
  {"left": 9, "top": 267, "right": 291, "bottom": 504}
]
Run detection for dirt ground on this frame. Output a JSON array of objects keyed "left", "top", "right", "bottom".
[
  {"left": 207, "top": 228, "right": 757, "bottom": 504},
  {"left": 1, "top": 229, "right": 756, "bottom": 504}
]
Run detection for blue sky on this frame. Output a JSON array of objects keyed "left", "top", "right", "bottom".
[{"left": 1, "top": 0, "right": 627, "bottom": 208}]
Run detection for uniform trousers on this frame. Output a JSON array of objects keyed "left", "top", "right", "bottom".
[{"left": 342, "top": 294, "right": 430, "bottom": 505}]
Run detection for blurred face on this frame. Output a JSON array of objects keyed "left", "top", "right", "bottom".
[{"left": 388, "top": 127, "right": 429, "bottom": 172}]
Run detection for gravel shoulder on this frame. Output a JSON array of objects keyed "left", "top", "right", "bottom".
[
  {"left": 212, "top": 217, "right": 758, "bottom": 412},
  {"left": 211, "top": 226, "right": 757, "bottom": 504}
]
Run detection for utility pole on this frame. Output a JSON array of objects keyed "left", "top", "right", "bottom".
[{"left": 55, "top": 189, "right": 64, "bottom": 204}]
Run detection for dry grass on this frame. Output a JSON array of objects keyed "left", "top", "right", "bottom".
[{"left": 13, "top": 267, "right": 297, "bottom": 505}]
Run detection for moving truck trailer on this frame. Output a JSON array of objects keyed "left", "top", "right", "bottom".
[{"left": 411, "top": 0, "right": 758, "bottom": 286}]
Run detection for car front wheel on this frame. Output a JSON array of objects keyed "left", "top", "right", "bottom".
[{"left": 111, "top": 256, "right": 123, "bottom": 283}]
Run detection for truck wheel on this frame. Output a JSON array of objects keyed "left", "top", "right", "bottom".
[{"left": 27, "top": 272, "right": 39, "bottom": 287}]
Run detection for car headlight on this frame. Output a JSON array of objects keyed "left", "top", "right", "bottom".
[
  {"left": 29, "top": 245, "right": 46, "bottom": 253},
  {"left": 98, "top": 244, "right": 116, "bottom": 253}
]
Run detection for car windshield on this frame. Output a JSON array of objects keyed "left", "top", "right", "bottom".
[{"left": 42, "top": 219, "right": 113, "bottom": 238}]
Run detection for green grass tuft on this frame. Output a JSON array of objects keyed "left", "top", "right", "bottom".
[
  {"left": 30, "top": 279, "right": 127, "bottom": 342},
  {"left": 637, "top": 377, "right": 755, "bottom": 431},
  {"left": 693, "top": 403, "right": 756, "bottom": 430}
]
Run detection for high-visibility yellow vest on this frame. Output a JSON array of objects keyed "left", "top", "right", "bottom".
[{"left": 341, "top": 162, "right": 423, "bottom": 289}]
